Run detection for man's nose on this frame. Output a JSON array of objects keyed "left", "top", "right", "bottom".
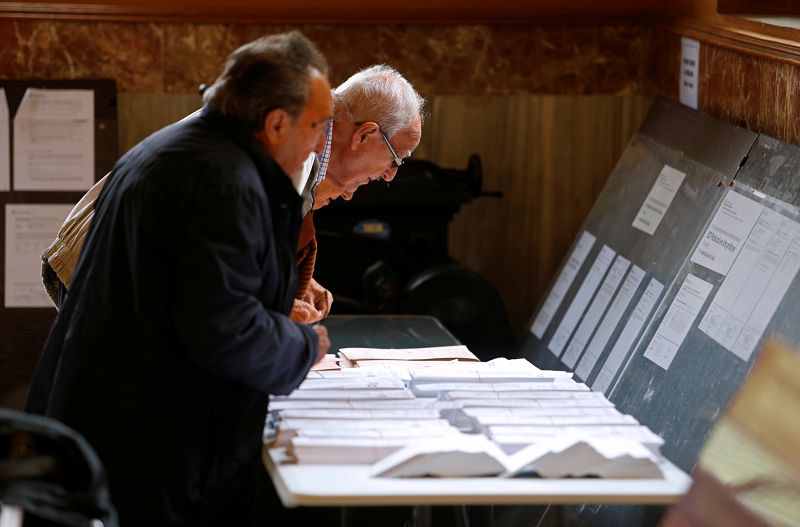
[{"left": 342, "top": 190, "right": 355, "bottom": 201}]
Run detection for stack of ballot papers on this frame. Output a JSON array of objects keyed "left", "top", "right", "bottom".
[
  {"left": 266, "top": 348, "right": 668, "bottom": 479},
  {"left": 337, "top": 345, "right": 479, "bottom": 368},
  {"left": 309, "top": 353, "right": 340, "bottom": 371},
  {"left": 369, "top": 433, "right": 664, "bottom": 479}
]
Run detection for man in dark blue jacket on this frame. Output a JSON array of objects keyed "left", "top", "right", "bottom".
[{"left": 25, "top": 31, "right": 333, "bottom": 526}]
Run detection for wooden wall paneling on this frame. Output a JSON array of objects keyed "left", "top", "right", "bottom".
[
  {"left": 700, "top": 43, "right": 800, "bottom": 146},
  {"left": 117, "top": 93, "right": 202, "bottom": 153},
  {"left": 415, "top": 94, "right": 651, "bottom": 334}
]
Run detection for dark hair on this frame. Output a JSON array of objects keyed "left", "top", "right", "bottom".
[{"left": 203, "top": 31, "right": 328, "bottom": 132}]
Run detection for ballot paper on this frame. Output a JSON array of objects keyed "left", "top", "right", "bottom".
[
  {"left": 289, "top": 436, "right": 423, "bottom": 465},
  {"left": 531, "top": 230, "right": 596, "bottom": 338},
  {"left": 593, "top": 277, "right": 664, "bottom": 394},
  {"left": 338, "top": 345, "right": 479, "bottom": 368},
  {"left": 489, "top": 425, "right": 664, "bottom": 455},
  {"left": 13, "top": 88, "right": 95, "bottom": 191},
  {"left": 699, "top": 207, "right": 800, "bottom": 361},
  {"left": 303, "top": 369, "right": 370, "bottom": 379},
  {"left": 296, "top": 377, "right": 407, "bottom": 391},
  {"left": 562, "top": 254, "right": 631, "bottom": 369},
  {"left": 443, "top": 388, "right": 598, "bottom": 401},
  {"left": 273, "top": 418, "right": 452, "bottom": 447},
  {"left": 644, "top": 274, "right": 713, "bottom": 371},
  {"left": 289, "top": 426, "right": 466, "bottom": 465},
  {"left": 271, "top": 388, "right": 416, "bottom": 401},
  {"left": 549, "top": 245, "right": 617, "bottom": 357},
  {"left": 276, "top": 409, "right": 442, "bottom": 421},
  {"left": 468, "top": 413, "right": 639, "bottom": 432},
  {"left": 575, "top": 265, "right": 646, "bottom": 381},
  {"left": 502, "top": 435, "right": 663, "bottom": 479},
  {"left": 411, "top": 380, "right": 579, "bottom": 398},
  {"left": 310, "top": 354, "right": 340, "bottom": 371},
  {"left": 690, "top": 189, "right": 764, "bottom": 276},
  {"left": 370, "top": 434, "right": 512, "bottom": 477},
  {"left": 370, "top": 434, "right": 663, "bottom": 479},
  {"left": 456, "top": 407, "right": 625, "bottom": 433},
  {"left": 406, "top": 357, "right": 546, "bottom": 379},
  {"left": 267, "top": 399, "right": 437, "bottom": 414}
]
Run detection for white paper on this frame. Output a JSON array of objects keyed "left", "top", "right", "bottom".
[
  {"left": 593, "top": 278, "right": 664, "bottom": 394},
  {"left": 700, "top": 207, "right": 800, "bottom": 361},
  {"left": 576, "top": 265, "right": 646, "bottom": 381},
  {"left": 13, "top": 88, "right": 94, "bottom": 191},
  {"left": 562, "top": 255, "right": 631, "bottom": 369},
  {"left": 548, "top": 245, "right": 616, "bottom": 357},
  {"left": 339, "top": 345, "right": 478, "bottom": 362},
  {"left": 531, "top": 230, "right": 596, "bottom": 338},
  {"left": 0, "top": 88, "right": 9, "bottom": 191},
  {"left": 5, "top": 204, "right": 73, "bottom": 307},
  {"left": 644, "top": 274, "right": 713, "bottom": 371},
  {"left": 680, "top": 37, "right": 700, "bottom": 109},
  {"left": 690, "top": 190, "right": 763, "bottom": 276},
  {"left": 731, "top": 235, "right": 800, "bottom": 360},
  {"left": 632, "top": 165, "right": 686, "bottom": 235}
]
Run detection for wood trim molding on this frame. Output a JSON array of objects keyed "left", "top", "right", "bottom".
[
  {"left": 0, "top": 1, "right": 656, "bottom": 24},
  {"left": 653, "top": 15, "right": 800, "bottom": 66},
  {"left": 717, "top": 0, "right": 800, "bottom": 15}
]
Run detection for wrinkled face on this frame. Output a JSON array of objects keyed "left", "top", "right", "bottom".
[
  {"left": 259, "top": 70, "right": 333, "bottom": 184},
  {"left": 313, "top": 111, "right": 422, "bottom": 209}
]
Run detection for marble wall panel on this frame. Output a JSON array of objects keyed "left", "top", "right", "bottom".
[
  {"left": 0, "top": 19, "right": 648, "bottom": 95},
  {"left": 0, "top": 20, "right": 165, "bottom": 91}
]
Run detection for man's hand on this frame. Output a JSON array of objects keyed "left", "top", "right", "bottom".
[
  {"left": 307, "top": 278, "right": 333, "bottom": 318},
  {"left": 312, "top": 324, "right": 330, "bottom": 364},
  {"left": 289, "top": 278, "right": 333, "bottom": 324}
]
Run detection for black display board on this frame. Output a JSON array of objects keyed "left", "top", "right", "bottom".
[
  {"left": 0, "top": 79, "right": 117, "bottom": 406},
  {"left": 518, "top": 99, "right": 774, "bottom": 526}
]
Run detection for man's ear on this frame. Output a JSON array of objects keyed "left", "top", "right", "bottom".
[
  {"left": 350, "top": 122, "right": 380, "bottom": 150},
  {"left": 263, "top": 108, "right": 290, "bottom": 146}
]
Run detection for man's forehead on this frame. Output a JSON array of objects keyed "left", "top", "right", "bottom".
[
  {"left": 395, "top": 116, "right": 422, "bottom": 157},
  {"left": 307, "top": 72, "right": 333, "bottom": 115}
]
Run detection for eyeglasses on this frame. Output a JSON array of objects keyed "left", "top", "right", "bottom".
[
  {"left": 379, "top": 130, "right": 404, "bottom": 169},
  {"left": 352, "top": 120, "right": 405, "bottom": 169}
]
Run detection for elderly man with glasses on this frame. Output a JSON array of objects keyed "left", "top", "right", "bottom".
[
  {"left": 41, "top": 65, "right": 424, "bottom": 328},
  {"left": 250, "top": 64, "right": 426, "bottom": 324}
]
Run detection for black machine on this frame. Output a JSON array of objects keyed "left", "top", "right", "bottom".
[{"left": 313, "top": 155, "right": 516, "bottom": 361}]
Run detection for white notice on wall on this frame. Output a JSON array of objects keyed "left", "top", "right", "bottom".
[
  {"left": 576, "top": 265, "right": 645, "bottom": 382},
  {"left": 592, "top": 277, "right": 664, "bottom": 394},
  {"left": 700, "top": 207, "right": 800, "bottom": 361},
  {"left": 5, "top": 204, "right": 73, "bottom": 307},
  {"left": 732, "top": 234, "right": 800, "bottom": 361},
  {"left": 548, "top": 245, "right": 616, "bottom": 358},
  {"left": 632, "top": 165, "right": 686, "bottom": 236},
  {"left": 531, "top": 230, "right": 596, "bottom": 338},
  {"left": 562, "top": 255, "right": 630, "bottom": 370},
  {"left": 680, "top": 37, "right": 700, "bottom": 109},
  {"left": 13, "top": 88, "right": 95, "bottom": 191},
  {"left": 690, "top": 190, "right": 763, "bottom": 276},
  {"left": 0, "top": 88, "right": 9, "bottom": 191},
  {"left": 644, "top": 274, "right": 713, "bottom": 371}
]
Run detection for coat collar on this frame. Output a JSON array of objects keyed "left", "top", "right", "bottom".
[{"left": 199, "top": 105, "right": 302, "bottom": 210}]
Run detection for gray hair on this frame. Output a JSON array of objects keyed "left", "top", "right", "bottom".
[
  {"left": 333, "top": 65, "right": 425, "bottom": 138},
  {"left": 203, "top": 31, "right": 328, "bottom": 132}
]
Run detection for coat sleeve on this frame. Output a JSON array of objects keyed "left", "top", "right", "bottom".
[{"left": 170, "top": 176, "right": 316, "bottom": 396}]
